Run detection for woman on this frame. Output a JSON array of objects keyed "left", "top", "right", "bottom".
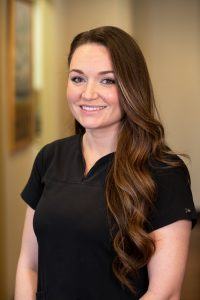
[{"left": 15, "top": 26, "right": 197, "bottom": 300}]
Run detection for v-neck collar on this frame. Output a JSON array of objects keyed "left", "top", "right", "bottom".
[{"left": 78, "top": 133, "right": 115, "bottom": 181}]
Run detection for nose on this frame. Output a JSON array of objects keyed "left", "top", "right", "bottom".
[{"left": 81, "top": 81, "right": 98, "bottom": 100}]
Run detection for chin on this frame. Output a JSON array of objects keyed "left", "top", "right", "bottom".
[
  {"left": 78, "top": 119, "right": 99, "bottom": 128},
  {"left": 81, "top": 125, "right": 100, "bottom": 130}
]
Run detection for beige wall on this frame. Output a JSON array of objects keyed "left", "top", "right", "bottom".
[{"left": 134, "top": 0, "right": 200, "bottom": 208}]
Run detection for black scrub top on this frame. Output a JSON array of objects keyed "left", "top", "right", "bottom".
[{"left": 20, "top": 133, "right": 198, "bottom": 300}]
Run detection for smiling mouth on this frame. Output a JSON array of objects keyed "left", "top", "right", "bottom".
[{"left": 80, "top": 105, "right": 107, "bottom": 111}]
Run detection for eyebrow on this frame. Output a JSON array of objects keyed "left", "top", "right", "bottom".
[{"left": 69, "top": 69, "right": 114, "bottom": 75}]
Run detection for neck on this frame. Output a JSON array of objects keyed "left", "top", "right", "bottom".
[{"left": 82, "top": 126, "right": 120, "bottom": 157}]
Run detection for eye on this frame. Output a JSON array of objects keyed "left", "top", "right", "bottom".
[
  {"left": 101, "top": 78, "right": 116, "bottom": 85},
  {"left": 70, "top": 76, "right": 85, "bottom": 84}
]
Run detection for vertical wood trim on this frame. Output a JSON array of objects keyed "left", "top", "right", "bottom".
[{"left": 0, "top": 0, "right": 7, "bottom": 298}]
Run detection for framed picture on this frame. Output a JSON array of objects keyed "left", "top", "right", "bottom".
[{"left": 7, "top": 0, "right": 35, "bottom": 153}]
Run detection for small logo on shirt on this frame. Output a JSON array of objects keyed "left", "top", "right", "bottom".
[{"left": 185, "top": 208, "right": 191, "bottom": 214}]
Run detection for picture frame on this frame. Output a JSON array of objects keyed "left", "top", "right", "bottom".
[{"left": 7, "top": 0, "right": 35, "bottom": 153}]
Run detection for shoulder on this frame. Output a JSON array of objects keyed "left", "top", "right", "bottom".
[
  {"left": 148, "top": 154, "right": 192, "bottom": 204},
  {"left": 35, "top": 134, "right": 80, "bottom": 174},
  {"left": 41, "top": 134, "right": 79, "bottom": 161},
  {"left": 146, "top": 155, "right": 197, "bottom": 232},
  {"left": 20, "top": 134, "right": 81, "bottom": 209},
  {"left": 43, "top": 133, "right": 79, "bottom": 153},
  {"left": 148, "top": 154, "right": 190, "bottom": 185}
]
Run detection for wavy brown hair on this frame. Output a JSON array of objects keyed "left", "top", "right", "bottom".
[{"left": 67, "top": 26, "right": 188, "bottom": 295}]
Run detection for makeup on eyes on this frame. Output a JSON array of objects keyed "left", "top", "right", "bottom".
[
  {"left": 69, "top": 69, "right": 116, "bottom": 83},
  {"left": 70, "top": 75, "right": 116, "bottom": 85}
]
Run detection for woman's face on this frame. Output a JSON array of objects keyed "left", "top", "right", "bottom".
[{"left": 66, "top": 43, "right": 124, "bottom": 132}]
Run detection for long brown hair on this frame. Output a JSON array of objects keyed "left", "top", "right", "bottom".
[{"left": 67, "top": 26, "right": 188, "bottom": 295}]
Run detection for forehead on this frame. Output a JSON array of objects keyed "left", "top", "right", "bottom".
[{"left": 70, "top": 43, "right": 113, "bottom": 70}]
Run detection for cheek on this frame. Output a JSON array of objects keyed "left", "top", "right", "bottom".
[
  {"left": 66, "top": 86, "right": 80, "bottom": 104},
  {"left": 106, "top": 90, "right": 121, "bottom": 108},
  {"left": 109, "top": 93, "right": 124, "bottom": 117}
]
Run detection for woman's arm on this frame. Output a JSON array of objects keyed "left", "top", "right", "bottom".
[
  {"left": 14, "top": 206, "right": 38, "bottom": 300},
  {"left": 140, "top": 219, "right": 192, "bottom": 300}
]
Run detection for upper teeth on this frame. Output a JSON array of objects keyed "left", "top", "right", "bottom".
[{"left": 81, "top": 105, "right": 107, "bottom": 111}]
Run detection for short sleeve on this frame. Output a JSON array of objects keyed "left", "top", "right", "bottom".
[
  {"left": 147, "top": 163, "right": 198, "bottom": 232},
  {"left": 20, "top": 145, "right": 47, "bottom": 210}
]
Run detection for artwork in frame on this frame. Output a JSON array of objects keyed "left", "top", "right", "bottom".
[{"left": 8, "top": 0, "right": 35, "bottom": 153}]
